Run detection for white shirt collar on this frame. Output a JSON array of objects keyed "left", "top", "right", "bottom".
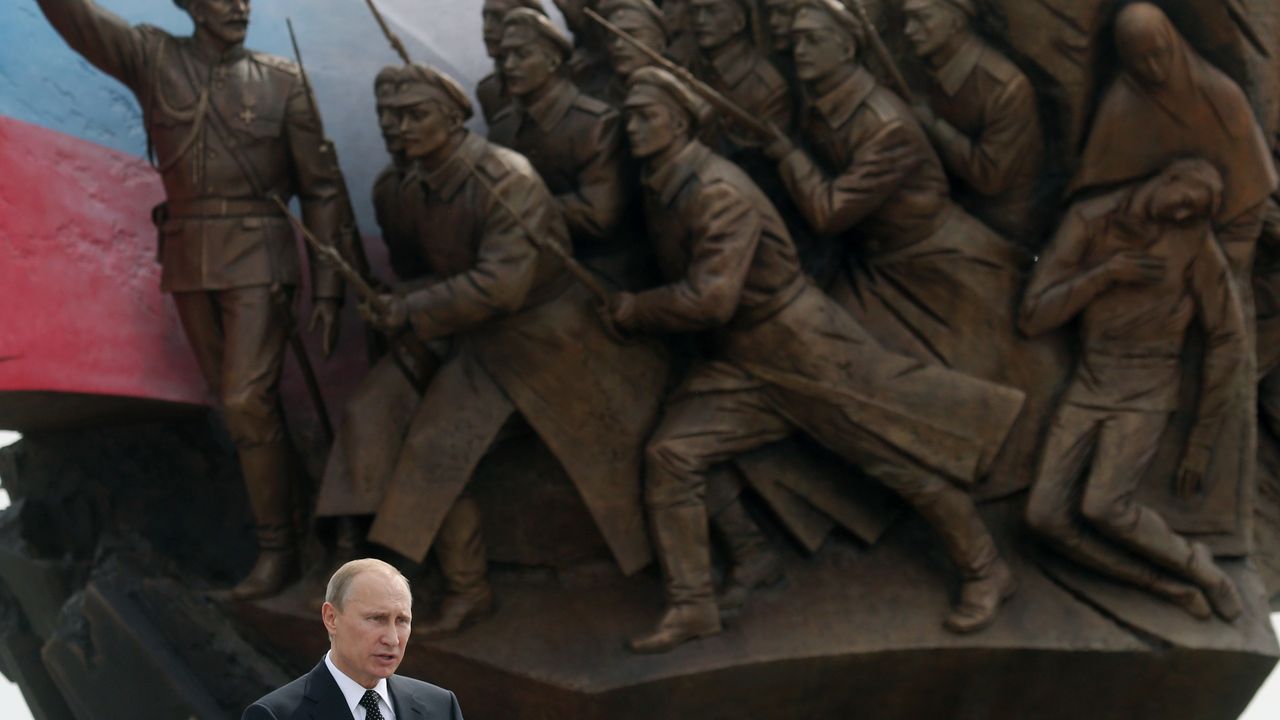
[{"left": 325, "top": 651, "right": 395, "bottom": 719}]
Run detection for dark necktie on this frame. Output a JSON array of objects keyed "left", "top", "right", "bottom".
[{"left": 360, "top": 689, "right": 386, "bottom": 720}]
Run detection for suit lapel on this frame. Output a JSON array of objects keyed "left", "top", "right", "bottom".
[
  {"left": 302, "top": 661, "right": 352, "bottom": 720},
  {"left": 387, "top": 675, "right": 425, "bottom": 719}
]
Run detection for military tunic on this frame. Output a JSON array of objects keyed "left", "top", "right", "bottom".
[
  {"left": 920, "top": 36, "right": 1045, "bottom": 246},
  {"left": 36, "top": 0, "right": 346, "bottom": 456},
  {"left": 477, "top": 71, "right": 511, "bottom": 126},
  {"left": 365, "top": 133, "right": 668, "bottom": 576},
  {"left": 778, "top": 66, "right": 1070, "bottom": 497}
]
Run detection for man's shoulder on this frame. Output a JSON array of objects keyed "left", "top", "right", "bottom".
[
  {"left": 391, "top": 673, "right": 458, "bottom": 707},
  {"left": 247, "top": 50, "right": 302, "bottom": 78},
  {"left": 244, "top": 671, "right": 311, "bottom": 718}
]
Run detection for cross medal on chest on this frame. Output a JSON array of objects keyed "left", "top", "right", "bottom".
[{"left": 239, "top": 92, "right": 257, "bottom": 126}]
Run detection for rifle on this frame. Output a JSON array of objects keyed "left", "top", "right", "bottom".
[
  {"left": 271, "top": 195, "right": 433, "bottom": 393},
  {"left": 362, "top": 0, "right": 614, "bottom": 306},
  {"left": 846, "top": 1, "right": 913, "bottom": 102},
  {"left": 584, "top": 7, "right": 772, "bottom": 140},
  {"left": 286, "top": 19, "right": 373, "bottom": 280}
]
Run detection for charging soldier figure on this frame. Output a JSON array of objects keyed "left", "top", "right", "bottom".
[
  {"left": 363, "top": 65, "right": 667, "bottom": 639},
  {"left": 35, "top": 0, "right": 348, "bottom": 599},
  {"left": 612, "top": 67, "right": 1025, "bottom": 653}
]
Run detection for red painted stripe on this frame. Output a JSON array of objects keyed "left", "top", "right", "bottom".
[{"left": 0, "top": 115, "right": 207, "bottom": 424}]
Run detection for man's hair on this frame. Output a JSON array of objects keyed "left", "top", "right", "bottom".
[{"left": 325, "top": 559, "right": 412, "bottom": 610}]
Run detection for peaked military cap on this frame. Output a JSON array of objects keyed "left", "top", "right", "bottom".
[
  {"left": 502, "top": 7, "right": 574, "bottom": 61},
  {"left": 626, "top": 66, "right": 713, "bottom": 133},
  {"left": 599, "top": 0, "right": 670, "bottom": 41},
  {"left": 385, "top": 64, "right": 476, "bottom": 121}
]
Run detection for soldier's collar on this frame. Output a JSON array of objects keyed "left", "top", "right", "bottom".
[
  {"left": 932, "top": 34, "right": 982, "bottom": 97},
  {"left": 810, "top": 65, "right": 876, "bottom": 128},
  {"left": 424, "top": 132, "right": 484, "bottom": 200},
  {"left": 517, "top": 78, "right": 578, "bottom": 132},
  {"left": 708, "top": 38, "right": 757, "bottom": 89},
  {"left": 643, "top": 140, "right": 710, "bottom": 206}
]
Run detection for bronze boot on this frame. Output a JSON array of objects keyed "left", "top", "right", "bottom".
[
  {"left": 1187, "top": 542, "right": 1243, "bottom": 621},
  {"left": 713, "top": 500, "right": 783, "bottom": 614},
  {"left": 228, "top": 444, "right": 298, "bottom": 600},
  {"left": 416, "top": 497, "right": 495, "bottom": 639},
  {"left": 630, "top": 504, "right": 721, "bottom": 654},
  {"left": 945, "top": 557, "right": 1018, "bottom": 633}
]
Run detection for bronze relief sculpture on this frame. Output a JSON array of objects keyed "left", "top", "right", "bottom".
[{"left": 8, "top": 0, "right": 1280, "bottom": 718}]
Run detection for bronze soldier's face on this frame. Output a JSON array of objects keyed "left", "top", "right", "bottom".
[
  {"left": 190, "top": 0, "right": 251, "bottom": 47},
  {"left": 377, "top": 101, "right": 404, "bottom": 155},
  {"left": 902, "top": 0, "right": 964, "bottom": 59},
  {"left": 399, "top": 101, "right": 456, "bottom": 159},
  {"left": 482, "top": 0, "right": 522, "bottom": 58},
  {"left": 764, "top": 0, "right": 795, "bottom": 53},
  {"left": 606, "top": 11, "right": 667, "bottom": 77},
  {"left": 624, "top": 96, "right": 684, "bottom": 159},
  {"left": 791, "top": 10, "right": 853, "bottom": 83},
  {"left": 690, "top": 0, "right": 746, "bottom": 51},
  {"left": 499, "top": 32, "right": 560, "bottom": 98}
]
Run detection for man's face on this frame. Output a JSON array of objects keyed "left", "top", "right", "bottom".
[
  {"left": 376, "top": 97, "right": 403, "bottom": 155},
  {"left": 764, "top": 0, "right": 795, "bottom": 53},
  {"left": 606, "top": 11, "right": 667, "bottom": 77},
  {"left": 662, "top": 0, "right": 689, "bottom": 30},
  {"left": 690, "top": 0, "right": 745, "bottom": 51},
  {"left": 189, "top": 0, "right": 250, "bottom": 47},
  {"left": 399, "top": 100, "right": 458, "bottom": 159},
  {"left": 482, "top": 0, "right": 521, "bottom": 58},
  {"left": 499, "top": 30, "right": 559, "bottom": 97},
  {"left": 322, "top": 571, "right": 412, "bottom": 689},
  {"left": 625, "top": 94, "right": 685, "bottom": 158},
  {"left": 902, "top": 0, "right": 964, "bottom": 59},
  {"left": 1120, "top": 25, "right": 1173, "bottom": 86},
  {"left": 791, "top": 10, "right": 852, "bottom": 83}
]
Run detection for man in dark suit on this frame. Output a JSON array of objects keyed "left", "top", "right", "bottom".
[{"left": 243, "top": 559, "right": 464, "bottom": 719}]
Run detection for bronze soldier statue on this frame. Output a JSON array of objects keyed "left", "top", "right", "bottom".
[
  {"left": 361, "top": 65, "right": 667, "bottom": 639},
  {"left": 599, "top": 0, "right": 672, "bottom": 106},
  {"left": 34, "top": 0, "right": 349, "bottom": 599},
  {"left": 477, "top": 0, "right": 549, "bottom": 125},
  {"left": 768, "top": 0, "right": 1067, "bottom": 496},
  {"left": 902, "top": 0, "right": 1046, "bottom": 247},
  {"left": 488, "top": 9, "right": 643, "bottom": 284},
  {"left": 313, "top": 67, "right": 441, "bottom": 546},
  {"left": 611, "top": 66, "right": 1026, "bottom": 653},
  {"left": 1020, "top": 159, "right": 1246, "bottom": 621}
]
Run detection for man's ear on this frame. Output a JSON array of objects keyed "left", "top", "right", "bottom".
[{"left": 322, "top": 602, "right": 339, "bottom": 635}]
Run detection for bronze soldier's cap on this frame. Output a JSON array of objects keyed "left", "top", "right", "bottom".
[
  {"left": 792, "top": 0, "right": 866, "bottom": 46},
  {"left": 939, "top": 0, "right": 978, "bottom": 18},
  {"left": 384, "top": 64, "right": 476, "bottom": 121},
  {"left": 375, "top": 65, "right": 406, "bottom": 100},
  {"left": 626, "top": 66, "right": 713, "bottom": 132},
  {"left": 599, "top": 0, "right": 671, "bottom": 41},
  {"left": 502, "top": 7, "right": 574, "bottom": 61}
]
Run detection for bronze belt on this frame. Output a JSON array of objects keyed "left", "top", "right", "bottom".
[{"left": 167, "top": 198, "right": 283, "bottom": 219}]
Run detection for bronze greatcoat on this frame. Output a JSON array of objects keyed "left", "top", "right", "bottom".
[
  {"left": 919, "top": 35, "right": 1045, "bottom": 246},
  {"left": 628, "top": 139, "right": 1024, "bottom": 605},
  {"left": 476, "top": 71, "right": 511, "bottom": 126},
  {"left": 365, "top": 133, "right": 667, "bottom": 576},
  {"left": 778, "top": 66, "right": 1070, "bottom": 498}
]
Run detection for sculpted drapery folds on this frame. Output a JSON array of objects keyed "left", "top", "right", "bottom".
[
  {"left": 34, "top": 0, "right": 350, "bottom": 600},
  {"left": 613, "top": 67, "right": 1025, "bottom": 654},
  {"left": 770, "top": 0, "right": 1069, "bottom": 498}
]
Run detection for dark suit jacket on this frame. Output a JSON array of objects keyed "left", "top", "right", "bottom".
[{"left": 242, "top": 660, "right": 463, "bottom": 720}]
